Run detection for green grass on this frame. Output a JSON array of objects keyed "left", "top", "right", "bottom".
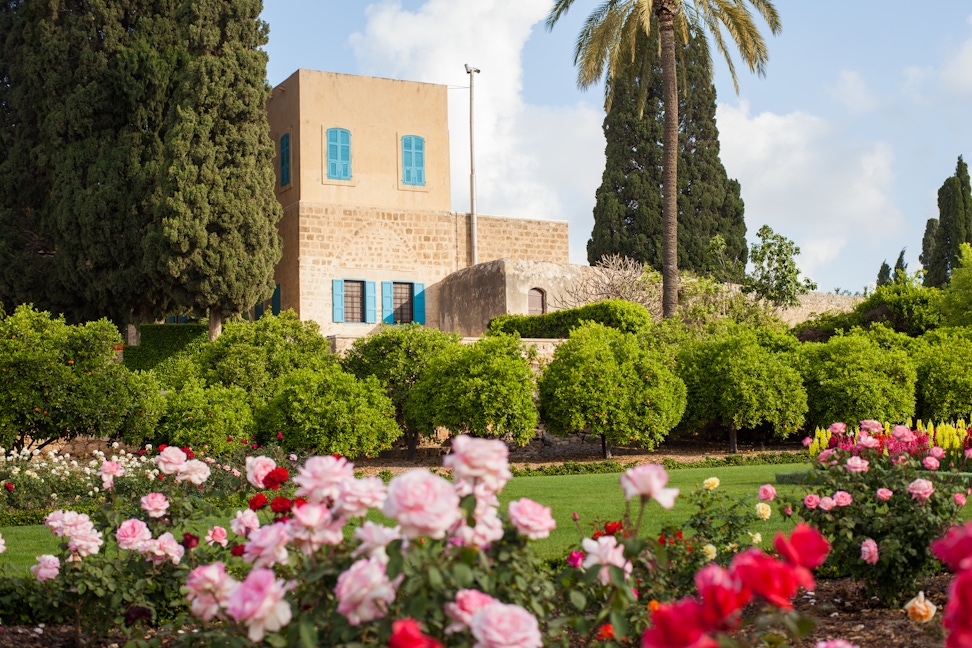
[{"left": 0, "top": 463, "right": 812, "bottom": 571}]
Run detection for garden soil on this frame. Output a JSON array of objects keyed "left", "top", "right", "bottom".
[{"left": 0, "top": 437, "right": 951, "bottom": 647}]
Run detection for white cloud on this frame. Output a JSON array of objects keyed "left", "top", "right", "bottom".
[
  {"left": 349, "top": 0, "right": 606, "bottom": 264},
  {"left": 717, "top": 100, "right": 904, "bottom": 290},
  {"left": 827, "top": 70, "right": 879, "bottom": 113},
  {"left": 940, "top": 15, "right": 972, "bottom": 95}
]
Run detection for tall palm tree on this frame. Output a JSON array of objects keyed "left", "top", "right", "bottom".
[{"left": 548, "top": 0, "right": 781, "bottom": 318}]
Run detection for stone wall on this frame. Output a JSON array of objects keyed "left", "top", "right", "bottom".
[{"left": 777, "top": 292, "right": 862, "bottom": 326}]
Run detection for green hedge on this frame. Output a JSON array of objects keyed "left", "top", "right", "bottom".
[
  {"left": 122, "top": 323, "right": 208, "bottom": 371},
  {"left": 487, "top": 299, "right": 653, "bottom": 339}
]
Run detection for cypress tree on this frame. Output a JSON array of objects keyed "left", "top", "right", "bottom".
[
  {"left": 588, "top": 28, "right": 747, "bottom": 281},
  {"left": 876, "top": 261, "right": 891, "bottom": 287},
  {"left": 924, "top": 156, "right": 972, "bottom": 287},
  {"left": 893, "top": 248, "right": 908, "bottom": 282},
  {"left": 146, "top": 0, "right": 282, "bottom": 340}
]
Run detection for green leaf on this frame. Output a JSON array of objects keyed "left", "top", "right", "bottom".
[
  {"left": 569, "top": 590, "right": 586, "bottom": 611},
  {"left": 428, "top": 566, "right": 444, "bottom": 590},
  {"left": 299, "top": 617, "right": 317, "bottom": 648},
  {"left": 453, "top": 562, "right": 474, "bottom": 588},
  {"left": 609, "top": 610, "right": 629, "bottom": 640}
]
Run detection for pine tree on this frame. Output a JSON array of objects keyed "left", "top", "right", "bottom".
[
  {"left": 876, "top": 261, "right": 891, "bottom": 287},
  {"left": 924, "top": 156, "right": 972, "bottom": 287},
  {"left": 588, "top": 28, "right": 746, "bottom": 281}
]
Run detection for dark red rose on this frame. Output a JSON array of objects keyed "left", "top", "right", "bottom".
[
  {"left": 292, "top": 497, "right": 308, "bottom": 509},
  {"left": 3, "top": 482, "right": 13, "bottom": 492},
  {"left": 124, "top": 606, "right": 153, "bottom": 627},
  {"left": 230, "top": 544, "right": 245, "bottom": 557},
  {"left": 604, "top": 521, "right": 623, "bottom": 536},
  {"left": 262, "top": 467, "right": 289, "bottom": 491},
  {"left": 248, "top": 493, "right": 269, "bottom": 511},
  {"left": 270, "top": 496, "right": 292, "bottom": 514},
  {"left": 181, "top": 533, "right": 199, "bottom": 550}
]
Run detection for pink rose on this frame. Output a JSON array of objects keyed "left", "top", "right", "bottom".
[
  {"left": 876, "top": 488, "right": 893, "bottom": 501},
  {"left": 444, "top": 589, "right": 499, "bottom": 634},
  {"left": 352, "top": 522, "right": 402, "bottom": 562},
  {"left": 581, "top": 535, "right": 633, "bottom": 585},
  {"left": 99, "top": 460, "right": 125, "bottom": 488},
  {"left": 333, "top": 477, "right": 387, "bottom": 518},
  {"left": 154, "top": 446, "right": 188, "bottom": 475},
  {"left": 230, "top": 509, "right": 261, "bottom": 538},
  {"left": 931, "top": 446, "right": 946, "bottom": 459},
  {"left": 758, "top": 484, "right": 777, "bottom": 502},
  {"left": 141, "top": 492, "right": 170, "bottom": 518},
  {"left": 817, "top": 449, "right": 836, "bottom": 464},
  {"left": 818, "top": 496, "right": 836, "bottom": 511},
  {"left": 382, "top": 469, "right": 462, "bottom": 539},
  {"left": 176, "top": 459, "right": 211, "bottom": 485},
  {"left": 966, "top": 448, "right": 972, "bottom": 460},
  {"left": 860, "top": 538, "right": 879, "bottom": 565},
  {"left": 245, "top": 456, "right": 277, "bottom": 490},
  {"left": 334, "top": 557, "right": 399, "bottom": 625},
  {"left": 957, "top": 493, "right": 968, "bottom": 507},
  {"left": 293, "top": 455, "right": 355, "bottom": 503},
  {"left": 924, "top": 456, "right": 940, "bottom": 471},
  {"left": 815, "top": 641, "right": 860, "bottom": 648},
  {"left": 619, "top": 464, "right": 679, "bottom": 509},
  {"left": 205, "top": 526, "right": 229, "bottom": 547},
  {"left": 186, "top": 562, "right": 239, "bottom": 622},
  {"left": 443, "top": 435, "right": 512, "bottom": 494},
  {"left": 833, "top": 491, "right": 853, "bottom": 507},
  {"left": 30, "top": 554, "right": 60, "bottom": 582},
  {"left": 893, "top": 425, "right": 916, "bottom": 443},
  {"left": 469, "top": 602, "right": 543, "bottom": 648},
  {"left": 453, "top": 508, "right": 505, "bottom": 549},
  {"left": 225, "top": 568, "right": 293, "bottom": 642},
  {"left": 892, "top": 453, "right": 910, "bottom": 466},
  {"left": 859, "top": 420, "right": 883, "bottom": 434},
  {"left": 567, "top": 550, "right": 584, "bottom": 568},
  {"left": 804, "top": 494, "right": 820, "bottom": 509},
  {"left": 908, "top": 478, "right": 935, "bottom": 502},
  {"left": 142, "top": 532, "right": 185, "bottom": 565},
  {"left": 844, "top": 456, "right": 869, "bottom": 473},
  {"left": 857, "top": 433, "right": 881, "bottom": 449},
  {"left": 828, "top": 422, "right": 847, "bottom": 435},
  {"left": 802, "top": 436, "right": 813, "bottom": 447},
  {"left": 287, "top": 503, "right": 345, "bottom": 555},
  {"left": 116, "top": 518, "right": 152, "bottom": 551},
  {"left": 67, "top": 522, "right": 103, "bottom": 558},
  {"left": 243, "top": 522, "right": 291, "bottom": 569},
  {"left": 508, "top": 498, "right": 556, "bottom": 540}
]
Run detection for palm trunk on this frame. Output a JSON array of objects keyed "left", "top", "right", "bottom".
[{"left": 658, "top": 2, "right": 679, "bottom": 318}]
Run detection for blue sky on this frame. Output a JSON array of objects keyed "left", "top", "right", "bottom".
[{"left": 260, "top": 1, "right": 972, "bottom": 294}]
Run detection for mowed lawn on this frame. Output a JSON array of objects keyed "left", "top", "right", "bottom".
[{"left": 0, "top": 463, "right": 814, "bottom": 571}]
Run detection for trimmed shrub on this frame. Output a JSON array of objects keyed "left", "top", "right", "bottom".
[
  {"left": 915, "top": 329, "right": 972, "bottom": 422},
  {"left": 0, "top": 305, "right": 159, "bottom": 451},
  {"left": 538, "top": 322, "right": 685, "bottom": 453},
  {"left": 122, "top": 323, "right": 207, "bottom": 371},
  {"left": 487, "top": 299, "right": 653, "bottom": 339},
  {"left": 404, "top": 333, "right": 538, "bottom": 445},
  {"left": 797, "top": 333, "right": 916, "bottom": 429},
  {"left": 194, "top": 311, "right": 334, "bottom": 407},
  {"left": 677, "top": 326, "right": 807, "bottom": 449},
  {"left": 341, "top": 324, "right": 460, "bottom": 457},
  {"left": 154, "top": 379, "right": 255, "bottom": 455},
  {"left": 256, "top": 364, "right": 400, "bottom": 458}
]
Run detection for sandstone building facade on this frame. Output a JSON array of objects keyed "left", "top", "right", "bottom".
[{"left": 265, "top": 69, "right": 571, "bottom": 338}]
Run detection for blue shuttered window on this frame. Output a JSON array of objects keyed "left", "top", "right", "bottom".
[
  {"left": 279, "top": 133, "right": 291, "bottom": 186},
  {"left": 327, "top": 128, "right": 351, "bottom": 180},
  {"left": 380, "top": 281, "right": 425, "bottom": 325},
  {"left": 333, "top": 279, "right": 376, "bottom": 324},
  {"left": 402, "top": 135, "right": 425, "bottom": 186}
]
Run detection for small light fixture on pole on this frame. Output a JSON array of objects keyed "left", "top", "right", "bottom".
[{"left": 465, "top": 63, "right": 480, "bottom": 266}]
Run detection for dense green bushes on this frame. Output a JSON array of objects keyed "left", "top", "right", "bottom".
[
  {"left": 914, "top": 329, "right": 972, "bottom": 422},
  {"left": 488, "top": 299, "right": 653, "bottom": 338},
  {"left": 798, "top": 333, "right": 916, "bottom": 429},
  {"left": 677, "top": 326, "right": 807, "bottom": 451},
  {"left": 121, "top": 323, "right": 207, "bottom": 371},
  {"left": 538, "top": 323, "right": 685, "bottom": 454},
  {"left": 0, "top": 305, "right": 159, "bottom": 451},
  {"left": 404, "top": 333, "right": 538, "bottom": 445}
]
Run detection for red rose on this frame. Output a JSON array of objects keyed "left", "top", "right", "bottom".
[
  {"left": 292, "top": 497, "right": 308, "bottom": 509},
  {"left": 270, "top": 496, "right": 292, "bottom": 514},
  {"left": 181, "top": 446, "right": 196, "bottom": 459},
  {"left": 945, "top": 569, "right": 972, "bottom": 647},
  {"left": 604, "top": 521, "right": 623, "bottom": 536},
  {"left": 262, "top": 467, "right": 289, "bottom": 491},
  {"left": 388, "top": 618, "right": 443, "bottom": 648},
  {"left": 596, "top": 624, "right": 615, "bottom": 640},
  {"left": 181, "top": 533, "right": 199, "bottom": 550},
  {"left": 932, "top": 522, "right": 972, "bottom": 573},
  {"left": 157, "top": 444, "right": 167, "bottom": 452},
  {"left": 730, "top": 549, "right": 799, "bottom": 610},
  {"left": 641, "top": 598, "right": 717, "bottom": 648},
  {"left": 773, "top": 523, "right": 831, "bottom": 589},
  {"left": 230, "top": 544, "right": 245, "bottom": 557},
  {"left": 3, "top": 482, "right": 13, "bottom": 492},
  {"left": 248, "top": 493, "right": 269, "bottom": 511},
  {"left": 694, "top": 564, "right": 751, "bottom": 631}
]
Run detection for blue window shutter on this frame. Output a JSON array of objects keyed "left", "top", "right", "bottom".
[
  {"left": 327, "top": 129, "right": 339, "bottom": 179},
  {"left": 382, "top": 282, "right": 394, "bottom": 324},
  {"left": 254, "top": 302, "right": 264, "bottom": 320},
  {"left": 401, "top": 136, "right": 425, "bottom": 186},
  {"left": 365, "top": 281, "right": 377, "bottom": 323},
  {"left": 271, "top": 284, "right": 281, "bottom": 316},
  {"left": 279, "top": 134, "right": 290, "bottom": 186},
  {"left": 413, "top": 283, "right": 425, "bottom": 325},
  {"left": 332, "top": 279, "right": 344, "bottom": 322},
  {"left": 340, "top": 129, "right": 351, "bottom": 180}
]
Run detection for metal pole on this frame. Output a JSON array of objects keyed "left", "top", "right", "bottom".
[{"left": 465, "top": 64, "right": 480, "bottom": 266}]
